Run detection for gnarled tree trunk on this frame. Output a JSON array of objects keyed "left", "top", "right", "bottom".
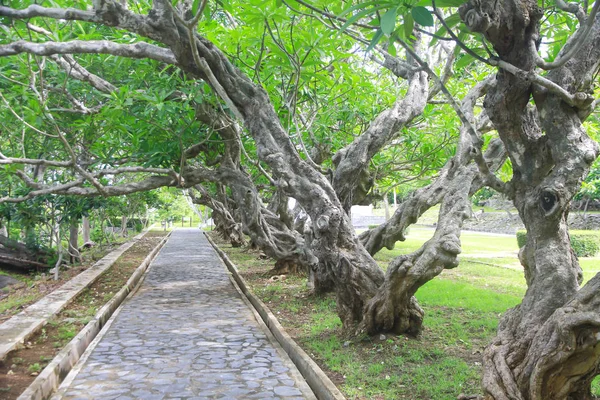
[
  {"left": 360, "top": 78, "right": 507, "bottom": 335},
  {"left": 458, "top": 0, "right": 600, "bottom": 397},
  {"left": 189, "top": 185, "right": 246, "bottom": 247},
  {"left": 332, "top": 67, "right": 428, "bottom": 212}
]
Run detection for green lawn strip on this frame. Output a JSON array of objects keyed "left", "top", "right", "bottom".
[
  {"left": 213, "top": 234, "right": 523, "bottom": 399},
  {"left": 580, "top": 258, "right": 600, "bottom": 285},
  {"left": 0, "top": 293, "right": 38, "bottom": 315},
  {"left": 459, "top": 233, "right": 518, "bottom": 254},
  {"left": 215, "top": 232, "right": 600, "bottom": 398},
  {"left": 438, "top": 260, "right": 526, "bottom": 298},
  {"left": 374, "top": 227, "right": 519, "bottom": 264},
  {"left": 0, "top": 237, "right": 130, "bottom": 321}
]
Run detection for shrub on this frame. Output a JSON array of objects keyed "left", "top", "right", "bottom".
[
  {"left": 516, "top": 231, "right": 527, "bottom": 249},
  {"left": 516, "top": 230, "right": 600, "bottom": 257},
  {"left": 570, "top": 232, "right": 600, "bottom": 257},
  {"left": 472, "top": 187, "right": 494, "bottom": 206}
]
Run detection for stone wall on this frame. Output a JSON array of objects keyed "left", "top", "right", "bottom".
[{"left": 462, "top": 212, "right": 600, "bottom": 234}]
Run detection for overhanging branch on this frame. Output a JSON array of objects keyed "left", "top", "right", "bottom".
[{"left": 0, "top": 40, "right": 178, "bottom": 65}]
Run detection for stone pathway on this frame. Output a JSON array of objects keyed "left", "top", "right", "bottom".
[{"left": 55, "top": 229, "right": 315, "bottom": 400}]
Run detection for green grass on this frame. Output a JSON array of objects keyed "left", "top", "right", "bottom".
[
  {"left": 441, "top": 260, "right": 526, "bottom": 297},
  {"left": 416, "top": 279, "right": 521, "bottom": 312},
  {"left": 0, "top": 293, "right": 38, "bottom": 314},
  {"left": 213, "top": 231, "right": 600, "bottom": 399},
  {"left": 57, "top": 324, "right": 77, "bottom": 341},
  {"left": 27, "top": 363, "right": 42, "bottom": 374},
  {"left": 580, "top": 258, "right": 600, "bottom": 285},
  {"left": 375, "top": 226, "right": 519, "bottom": 263},
  {"left": 372, "top": 204, "right": 519, "bottom": 224}
]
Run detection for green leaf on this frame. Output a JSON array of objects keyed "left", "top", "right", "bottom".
[
  {"left": 366, "top": 29, "right": 384, "bottom": 53},
  {"left": 381, "top": 8, "right": 397, "bottom": 35},
  {"left": 388, "top": 39, "right": 397, "bottom": 56},
  {"left": 403, "top": 14, "right": 415, "bottom": 39},
  {"left": 411, "top": 6, "right": 434, "bottom": 27},
  {"left": 416, "top": 0, "right": 465, "bottom": 6},
  {"left": 455, "top": 54, "right": 474, "bottom": 70},
  {"left": 339, "top": 5, "right": 388, "bottom": 33},
  {"left": 192, "top": 0, "right": 201, "bottom": 15},
  {"left": 339, "top": 1, "right": 390, "bottom": 32},
  {"left": 275, "top": 0, "right": 283, "bottom": 8}
]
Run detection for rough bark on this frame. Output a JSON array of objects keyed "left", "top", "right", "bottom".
[
  {"left": 332, "top": 68, "right": 428, "bottom": 211},
  {"left": 68, "top": 220, "right": 81, "bottom": 263},
  {"left": 458, "top": 0, "right": 600, "bottom": 397},
  {"left": 266, "top": 190, "right": 293, "bottom": 231},
  {"left": 359, "top": 78, "right": 507, "bottom": 335},
  {"left": 190, "top": 103, "right": 309, "bottom": 267},
  {"left": 189, "top": 185, "right": 246, "bottom": 247},
  {"left": 120, "top": 215, "right": 128, "bottom": 237},
  {"left": 362, "top": 167, "right": 471, "bottom": 334},
  {"left": 181, "top": 16, "right": 385, "bottom": 321},
  {"left": 82, "top": 216, "right": 91, "bottom": 244},
  {"left": 359, "top": 78, "right": 503, "bottom": 256}
]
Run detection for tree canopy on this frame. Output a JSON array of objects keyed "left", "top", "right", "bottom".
[{"left": 1, "top": 0, "right": 600, "bottom": 398}]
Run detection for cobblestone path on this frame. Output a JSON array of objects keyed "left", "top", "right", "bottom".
[{"left": 56, "top": 229, "right": 315, "bottom": 400}]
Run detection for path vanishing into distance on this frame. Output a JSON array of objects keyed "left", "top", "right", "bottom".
[{"left": 54, "top": 228, "right": 315, "bottom": 400}]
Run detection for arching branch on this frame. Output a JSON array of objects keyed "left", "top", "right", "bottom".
[{"left": 0, "top": 40, "right": 178, "bottom": 65}]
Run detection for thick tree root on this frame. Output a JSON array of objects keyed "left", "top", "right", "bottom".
[{"left": 483, "top": 275, "right": 600, "bottom": 400}]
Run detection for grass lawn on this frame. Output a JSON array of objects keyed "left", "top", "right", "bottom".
[{"left": 212, "top": 229, "right": 600, "bottom": 399}]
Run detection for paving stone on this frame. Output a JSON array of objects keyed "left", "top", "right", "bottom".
[
  {"left": 274, "top": 386, "right": 303, "bottom": 397},
  {"left": 58, "top": 229, "right": 314, "bottom": 399}
]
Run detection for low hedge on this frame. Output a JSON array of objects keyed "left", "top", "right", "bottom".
[
  {"left": 516, "top": 230, "right": 600, "bottom": 257},
  {"left": 516, "top": 231, "right": 528, "bottom": 249}
]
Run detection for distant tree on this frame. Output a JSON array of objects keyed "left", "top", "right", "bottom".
[{"left": 0, "top": 1, "right": 598, "bottom": 397}]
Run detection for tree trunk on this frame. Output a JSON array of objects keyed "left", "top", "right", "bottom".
[
  {"left": 384, "top": 194, "right": 390, "bottom": 221},
  {"left": 332, "top": 68, "right": 428, "bottom": 212},
  {"left": 68, "top": 220, "right": 81, "bottom": 264},
  {"left": 53, "top": 224, "right": 62, "bottom": 280},
  {"left": 189, "top": 185, "right": 246, "bottom": 247},
  {"left": 120, "top": 215, "right": 128, "bottom": 237},
  {"left": 360, "top": 78, "right": 506, "bottom": 335},
  {"left": 82, "top": 216, "right": 91, "bottom": 244},
  {"left": 192, "top": 103, "right": 313, "bottom": 273},
  {"left": 359, "top": 79, "right": 504, "bottom": 256},
  {"left": 458, "top": 0, "right": 600, "bottom": 397}
]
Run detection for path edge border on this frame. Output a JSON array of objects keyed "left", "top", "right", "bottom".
[
  {"left": 0, "top": 229, "right": 150, "bottom": 362},
  {"left": 205, "top": 232, "right": 346, "bottom": 400},
  {"left": 17, "top": 231, "right": 172, "bottom": 400}
]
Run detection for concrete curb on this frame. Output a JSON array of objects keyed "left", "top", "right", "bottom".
[
  {"left": 0, "top": 230, "right": 150, "bottom": 361},
  {"left": 205, "top": 233, "right": 346, "bottom": 400},
  {"left": 17, "top": 231, "right": 172, "bottom": 400}
]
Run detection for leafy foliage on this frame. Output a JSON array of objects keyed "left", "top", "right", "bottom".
[{"left": 517, "top": 230, "right": 600, "bottom": 257}]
